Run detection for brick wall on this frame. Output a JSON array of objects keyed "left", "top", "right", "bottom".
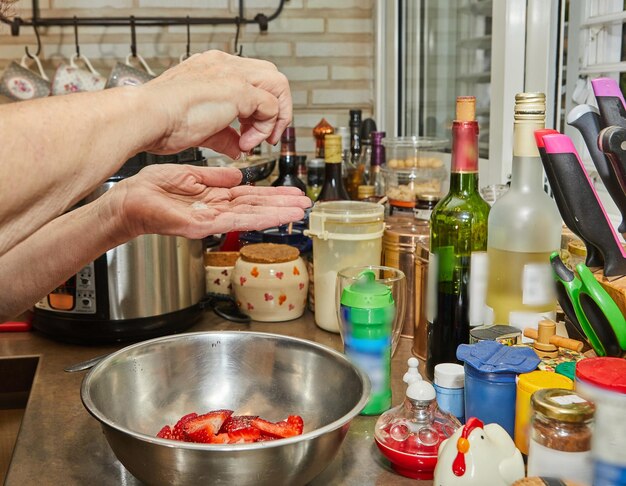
[{"left": 0, "top": 0, "right": 375, "bottom": 154}]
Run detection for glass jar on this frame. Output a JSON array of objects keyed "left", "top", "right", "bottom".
[
  {"left": 414, "top": 192, "right": 440, "bottom": 221},
  {"left": 527, "top": 388, "right": 595, "bottom": 484}
]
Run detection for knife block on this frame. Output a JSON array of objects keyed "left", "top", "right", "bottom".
[{"left": 592, "top": 269, "right": 626, "bottom": 318}]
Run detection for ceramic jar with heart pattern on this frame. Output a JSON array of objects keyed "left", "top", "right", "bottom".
[{"left": 232, "top": 243, "right": 309, "bottom": 322}]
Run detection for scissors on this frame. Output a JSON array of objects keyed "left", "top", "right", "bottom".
[{"left": 550, "top": 251, "right": 626, "bottom": 357}]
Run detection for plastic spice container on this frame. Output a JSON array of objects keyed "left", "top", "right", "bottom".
[
  {"left": 574, "top": 357, "right": 626, "bottom": 485},
  {"left": 433, "top": 363, "right": 465, "bottom": 423},
  {"left": 457, "top": 340, "right": 541, "bottom": 437},
  {"left": 514, "top": 370, "right": 574, "bottom": 455},
  {"left": 527, "top": 388, "right": 595, "bottom": 484}
]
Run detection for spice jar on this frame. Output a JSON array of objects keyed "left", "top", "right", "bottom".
[
  {"left": 527, "top": 388, "right": 595, "bottom": 484},
  {"left": 413, "top": 192, "right": 440, "bottom": 221}
]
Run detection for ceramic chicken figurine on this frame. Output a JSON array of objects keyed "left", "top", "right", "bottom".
[{"left": 433, "top": 417, "right": 525, "bottom": 486}]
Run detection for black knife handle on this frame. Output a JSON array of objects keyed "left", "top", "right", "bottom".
[
  {"left": 568, "top": 105, "right": 626, "bottom": 233},
  {"left": 536, "top": 130, "right": 604, "bottom": 268},
  {"left": 544, "top": 134, "right": 626, "bottom": 277},
  {"left": 591, "top": 77, "right": 626, "bottom": 129}
]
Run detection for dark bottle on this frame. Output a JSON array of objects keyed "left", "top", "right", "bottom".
[
  {"left": 272, "top": 127, "right": 306, "bottom": 192},
  {"left": 317, "top": 134, "right": 350, "bottom": 201},
  {"left": 425, "top": 96, "right": 491, "bottom": 380},
  {"left": 344, "top": 109, "right": 362, "bottom": 199}
]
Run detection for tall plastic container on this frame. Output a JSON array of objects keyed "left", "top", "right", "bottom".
[{"left": 305, "top": 201, "right": 385, "bottom": 333}]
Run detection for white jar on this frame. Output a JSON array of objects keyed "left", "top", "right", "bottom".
[
  {"left": 231, "top": 244, "right": 308, "bottom": 322},
  {"left": 305, "top": 201, "right": 385, "bottom": 333}
]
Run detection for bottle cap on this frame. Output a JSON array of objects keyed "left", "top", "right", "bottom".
[
  {"left": 306, "top": 158, "right": 325, "bottom": 169},
  {"left": 514, "top": 92, "right": 546, "bottom": 120},
  {"left": 357, "top": 185, "right": 375, "bottom": 199},
  {"left": 455, "top": 96, "right": 476, "bottom": 122},
  {"left": 335, "top": 126, "right": 350, "bottom": 151},
  {"left": 339, "top": 269, "right": 393, "bottom": 309},
  {"left": 403, "top": 357, "right": 436, "bottom": 401},
  {"left": 360, "top": 118, "right": 377, "bottom": 143},
  {"left": 371, "top": 131, "right": 386, "bottom": 145},
  {"left": 434, "top": 363, "right": 465, "bottom": 389},
  {"left": 349, "top": 109, "right": 362, "bottom": 126},
  {"left": 531, "top": 388, "right": 594, "bottom": 423}
]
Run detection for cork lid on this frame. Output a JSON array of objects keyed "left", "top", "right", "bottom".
[
  {"left": 239, "top": 243, "right": 300, "bottom": 264},
  {"left": 204, "top": 251, "right": 240, "bottom": 267},
  {"left": 456, "top": 96, "right": 476, "bottom": 122}
]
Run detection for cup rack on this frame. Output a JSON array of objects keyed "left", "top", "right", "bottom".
[{"left": 0, "top": 0, "right": 286, "bottom": 35}]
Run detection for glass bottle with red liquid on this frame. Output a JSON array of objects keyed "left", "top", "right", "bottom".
[
  {"left": 374, "top": 357, "right": 460, "bottom": 480},
  {"left": 272, "top": 126, "right": 306, "bottom": 192}
]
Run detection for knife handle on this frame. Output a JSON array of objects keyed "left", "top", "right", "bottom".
[
  {"left": 591, "top": 77, "right": 626, "bottom": 129},
  {"left": 535, "top": 129, "right": 604, "bottom": 268},
  {"left": 567, "top": 105, "right": 626, "bottom": 233},
  {"left": 543, "top": 134, "right": 626, "bottom": 277}
]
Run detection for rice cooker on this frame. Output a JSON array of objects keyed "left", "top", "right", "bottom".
[{"left": 33, "top": 149, "right": 208, "bottom": 344}]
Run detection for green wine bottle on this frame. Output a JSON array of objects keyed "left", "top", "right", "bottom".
[{"left": 426, "top": 96, "right": 491, "bottom": 380}]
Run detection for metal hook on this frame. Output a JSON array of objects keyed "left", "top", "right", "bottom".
[
  {"left": 24, "top": 23, "right": 42, "bottom": 59},
  {"left": 130, "top": 15, "right": 137, "bottom": 58},
  {"left": 73, "top": 16, "right": 80, "bottom": 58},
  {"left": 185, "top": 15, "right": 191, "bottom": 59},
  {"left": 234, "top": 17, "right": 243, "bottom": 57}
]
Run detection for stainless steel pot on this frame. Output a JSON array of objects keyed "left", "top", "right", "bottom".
[{"left": 34, "top": 156, "right": 206, "bottom": 343}]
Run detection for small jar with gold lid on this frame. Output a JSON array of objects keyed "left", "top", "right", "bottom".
[{"left": 527, "top": 388, "right": 595, "bottom": 483}]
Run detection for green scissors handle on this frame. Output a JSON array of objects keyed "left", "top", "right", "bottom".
[{"left": 550, "top": 251, "right": 626, "bottom": 357}]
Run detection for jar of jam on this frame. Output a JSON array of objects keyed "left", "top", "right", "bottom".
[
  {"left": 527, "top": 388, "right": 595, "bottom": 484},
  {"left": 413, "top": 192, "right": 440, "bottom": 221}
]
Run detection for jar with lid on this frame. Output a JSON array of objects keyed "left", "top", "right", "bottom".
[
  {"left": 527, "top": 388, "right": 595, "bottom": 485},
  {"left": 306, "top": 158, "right": 324, "bottom": 201},
  {"left": 414, "top": 192, "right": 440, "bottom": 222}
]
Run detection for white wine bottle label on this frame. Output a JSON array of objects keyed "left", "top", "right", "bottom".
[
  {"left": 469, "top": 251, "right": 488, "bottom": 327},
  {"left": 522, "top": 262, "right": 555, "bottom": 306}
]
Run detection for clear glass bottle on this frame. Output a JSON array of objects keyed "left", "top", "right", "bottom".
[
  {"left": 485, "top": 93, "right": 561, "bottom": 327},
  {"left": 317, "top": 134, "right": 350, "bottom": 201},
  {"left": 345, "top": 109, "right": 362, "bottom": 199},
  {"left": 426, "top": 96, "right": 491, "bottom": 380},
  {"left": 272, "top": 127, "right": 306, "bottom": 192},
  {"left": 374, "top": 357, "right": 460, "bottom": 480}
]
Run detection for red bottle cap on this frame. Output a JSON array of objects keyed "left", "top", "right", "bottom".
[{"left": 576, "top": 357, "right": 626, "bottom": 394}]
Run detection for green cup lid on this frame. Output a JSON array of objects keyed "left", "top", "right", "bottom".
[
  {"left": 340, "top": 270, "right": 393, "bottom": 309},
  {"left": 555, "top": 361, "right": 577, "bottom": 381}
]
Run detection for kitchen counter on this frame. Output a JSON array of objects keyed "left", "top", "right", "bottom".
[{"left": 1, "top": 310, "right": 432, "bottom": 486}]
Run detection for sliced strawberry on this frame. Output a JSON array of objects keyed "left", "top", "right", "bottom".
[
  {"left": 286, "top": 415, "right": 304, "bottom": 434},
  {"left": 228, "top": 426, "right": 261, "bottom": 443},
  {"left": 156, "top": 425, "right": 173, "bottom": 439},
  {"left": 257, "top": 434, "right": 279, "bottom": 442},
  {"left": 172, "top": 412, "right": 198, "bottom": 441},
  {"left": 183, "top": 409, "right": 233, "bottom": 443},
  {"left": 250, "top": 416, "right": 303, "bottom": 439},
  {"left": 219, "top": 415, "right": 259, "bottom": 434}
]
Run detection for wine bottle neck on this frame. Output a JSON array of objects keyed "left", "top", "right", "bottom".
[
  {"left": 511, "top": 118, "right": 545, "bottom": 191},
  {"left": 450, "top": 121, "right": 479, "bottom": 173}
]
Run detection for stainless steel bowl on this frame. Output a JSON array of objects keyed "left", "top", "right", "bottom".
[{"left": 81, "top": 331, "right": 370, "bottom": 486}]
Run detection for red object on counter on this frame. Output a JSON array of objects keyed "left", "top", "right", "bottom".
[
  {"left": 220, "top": 231, "right": 242, "bottom": 251},
  {"left": 576, "top": 357, "right": 626, "bottom": 393},
  {"left": 0, "top": 315, "right": 33, "bottom": 332}
]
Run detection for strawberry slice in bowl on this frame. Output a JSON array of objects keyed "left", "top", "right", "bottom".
[
  {"left": 251, "top": 415, "right": 304, "bottom": 439},
  {"left": 182, "top": 409, "right": 233, "bottom": 444}
]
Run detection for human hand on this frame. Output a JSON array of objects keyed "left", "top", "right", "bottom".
[
  {"left": 100, "top": 164, "right": 311, "bottom": 240},
  {"left": 139, "top": 50, "right": 291, "bottom": 159}
]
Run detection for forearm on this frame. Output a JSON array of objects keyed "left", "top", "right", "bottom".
[
  {"left": 0, "top": 86, "right": 162, "bottom": 255},
  {"left": 0, "top": 196, "right": 126, "bottom": 321}
]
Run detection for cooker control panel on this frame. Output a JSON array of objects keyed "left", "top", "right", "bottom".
[{"left": 35, "top": 263, "right": 97, "bottom": 314}]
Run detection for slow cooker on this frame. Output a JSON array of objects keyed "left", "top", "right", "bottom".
[{"left": 33, "top": 149, "right": 208, "bottom": 344}]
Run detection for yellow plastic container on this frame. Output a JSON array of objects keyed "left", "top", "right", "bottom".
[{"left": 514, "top": 370, "right": 573, "bottom": 454}]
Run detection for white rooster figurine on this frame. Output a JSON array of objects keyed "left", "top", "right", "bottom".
[{"left": 433, "top": 417, "right": 525, "bottom": 486}]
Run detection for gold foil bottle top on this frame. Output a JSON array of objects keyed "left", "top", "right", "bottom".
[
  {"left": 455, "top": 96, "right": 476, "bottom": 122},
  {"left": 313, "top": 118, "right": 334, "bottom": 139},
  {"left": 515, "top": 92, "right": 546, "bottom": 120},
  {"left": 324, "top": 134, "right": 342, "bottom": 163}
]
